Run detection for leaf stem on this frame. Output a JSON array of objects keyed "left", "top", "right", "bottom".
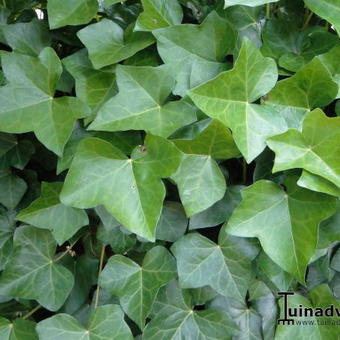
[
  {"left": 242, "top": 158, "right": 247, "bottom": 184},
  {"left": 302, "top": 10, "right": 313, "bottom": 30},
  {"left": 266, "top": 4, "right": 270, "bottom": 19},
  {"left": 94, "top": 245, "right": 106, "bottom": 309},
  {"left": 53, "top": 240, "right": 77, "bottom": 262},
  {"left": 22, "top": 305, "right": 41, "bottom": 320}
]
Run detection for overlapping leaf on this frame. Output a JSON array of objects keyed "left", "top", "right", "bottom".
[
  {"left": 0, "top": 48, "right": 90, "bottom": 155},
  {"left": 99, "top": 246, "right": 176, "bottom": 329},
  {"left": 89, "top": 65, "right": 197, "bottom": 137}
]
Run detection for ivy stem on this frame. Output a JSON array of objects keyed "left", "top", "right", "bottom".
[
  {"left": 94, "top": 245, "right": 106, "bottom": 309},
  {"left": 2, "top": 0, "right": 6, "bottom": 8},
  {"left": 22, "top": 305, "right": 41, "bottom": 320},
  {"left": 242, "top": 158, "right": 247, "bottom": 184},
  {"left": 302, "top": 10, "right": 313, "bottom": 29},
  {"left": 266, "top": 4, "right": 270, "bottom": 19},
  {"left": 53, "top": 240, "right": 77, "bottom": 262}
]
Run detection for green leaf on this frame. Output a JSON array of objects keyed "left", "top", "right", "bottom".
[
  {"left": 226, "top": 177, "right": 336, "bottom": 283},
  {"left": 189, "top": 185, "right": 244, "bottom": 230},
  {"left": 154, "top": 11, "right": 235, "bottom": 96},
  {"left": 36, "top": 304, "right": 133, "bottom": 340},
  {"left": 171, "top": 232, "right": 253, "bottom": 301},
  {"left": 47, "top": 0, "right": 98, "bottom": 29},
  {"left": 77, "top": 19, "right": 155, "bottom": 69},
  {"left": 266, "top": 58, "right": 338, "bottom": 112},
  {"left": 172, "top": 119, "right": 240, "bottom": 159},
  {"left": 267, "top": 109, "right": 340, "bottom": 189},
  {"left": 171, "top": 153, "right": 226, "bottom": 216},
  {"left": 0, "top": 226, "right": 74, "bottom": 311},
  {"left": 16, "top": 182, "right": 89, "bottom": 245},
  {"left": 88, "top": 65, "right": 197, "bottom": 137},
  {"left": 0, "top": 170, "right": 27, "bottom": 210},
  {"left": 0, "top": 48, "right": 91, "bottom": 156},
  {"left": 298, "top": 170, "right": 340, "bottom": 197},
  {"left": 63, "top": 49, "right": 117, "bottom": 112},
  {"left": 0, "top": 318, "right": 38, "bottom": 340},
  {"left": 0, "top": 208, "right": 15, "bottom": 271},
  {"left": 156, "top": 201, "right": 188, "bottom": 242},
  {"left": 189, "top": 38, "right": 284, "bottom": 162},
  {"left": 135, "top": 0, "right": 183, "bottom": 31},
  {"left": 2, "top": 19, "right": 50, "bottom": 56},
  {"left": 99, "top": 246, "right": 176, "bottom": 329},
  {"left": 304, "top": 0, "right": 340, "bottom": 36},
  {"left": 104, "top": 0, "right": 126, "bottom": 6},
  {"left": 224, "top": 0, "right": 278, "bottom": 7},
  {"left": 60, "top": 135, "right": 181, "bottom": 241},
  {"left": 143, "top": 280, "right": 239, "bottom": 339}
]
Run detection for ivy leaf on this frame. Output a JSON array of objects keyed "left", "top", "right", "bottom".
[
  {"left": 99, "top": 246, "right": 176, "bottom": 329},
  {"left": 298, "top": 171, "right": 340, "bottom": 197},
  {"left": 156, "top": 201, "right": 188, "bottom": 242},
  {"left": 0, "top": 208, "right": 15, "bottom": 271},
  {"left": 171, "top": 232, "right": 253, "bottom": 302},
  {"left": 224, "top": 0, "right": 278, "bottom": 7},
  {"left": 135, "top": 0, "right": 183, "bottom": 31},
  {"left": 88, "top": 65, "right": 197, "bottom": 137},
  {"left": 0, "top": 170, "right": 27, "bottom": 210},
  {"left": 0, "top": 318, "right": 38, "bottom": 340},
  {"left": 0, "top": 226, "right": 74, "bottom": 311},
  {"left": 2, "top": 19, "right": 50, "bottom": 56},
  {"left": 60, "top": 135, "right": 181, "bottom": 241},
  {"left": 143, "top": 280, "right": 239, "bottom": 339},
  {"left": 171, "top": 153, "right": 226, "bottom": 216},
  {"left": 189, "top": 38, "right": 284, "bottom": 162},
  {"left": 267, "top": 109, "right": 340, "bottom": 189},
  {"left": 266, "top": 58, "right": 338, "bottom": 119},
  {"left": 172, "top": 119, "right": 240, "bottom": 159},
  {"left": 153, "top": 11, "right": 235, "bottom": 96},
  {"left": 0, "top": 48, "right": 91, "bottom": 156},
  {"left": 77, "top": 19, "right": 155, "bottom": 69},
  {"left": 16, "top": 182, "right": 89, "bottom": 245},
  {"left": 47, "top": 0, "right": 98, "bottom": 29},
  {"left": 226, "top": 177, "right": 337, "bottom": 283},
  {"left": 63, "top": 49, "right": 117, "bottom": 112},
  {"left": 36, "top": 304, "right": 133, "bottom": 340},
  {"left": 304, "top": 0, "right": 340, "bottom": 36}
]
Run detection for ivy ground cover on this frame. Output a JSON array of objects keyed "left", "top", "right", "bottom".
[{"left": 0, "top": 0, "right": 340, "bottom": 339}]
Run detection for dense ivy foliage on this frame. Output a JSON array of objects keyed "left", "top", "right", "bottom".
[{"left": 0, "top": 0, "right": 339, "bottom": 339}]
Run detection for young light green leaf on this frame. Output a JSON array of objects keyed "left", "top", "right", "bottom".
[
  {"left": 172, "top": 119, "right": 240, "bottom": 159},
  {"left": 304, "top": 0, "right": 340, "bottom": 36},
  {"left": 143, "top": 280, "right": 239, "bottom": 339},
  {"left": 0, "top": 48, "right": 91, "bottom": 156},
  {"left": 89, "top": 65, "right": 197, "bottom": 137},
  {"left": 37, "top": 304, "right": 133, "bottom": 340},
  {"left": 224, "top": 0, "right": 278, "bottom": 7},
  {"left": 171, "top": 232, "right": 252, "bottom": 301},
  {"left": 60, "top": 135, "right": 181, "bottom": 241},
  {"left": 226, "top": 178, "right": 337, "bottom": 283},
  {"left": 298, "top": 170, "right": 340, "bottom": 197},
  {"left": 189, "top": 38, "right": 283, "bottom": 162},
  {"left": 47, "top": 0, "right": 98, "bottom": 29},
  {"left": 267, "top": 109, "right": 340, "bottom": 189},
  {"left": 154, "top": 11, "right": 235, "bottom": 96},
  {"left": 0, "top": 226, "right": 74, "bottom": 311},
  {"left": 2, "top": 19, "right": 50, "bottom": 56},
  {"left": 16, "top": 182, "right": 89, "bottom": 245},
  {"left": 135, "top": 0, "right": 183, "bottom": 31},
  {"left": 0, "top": 318, "right": 38, "bottom": 340},
  {"left": 171, "top": 153, "right": 226, "bottom": 216},
  {"left": 77, "top": 19, "right": 155, "bottom": 69},
  {"left": 99, "top": 246, "right": 176, "bottom": 329}
]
